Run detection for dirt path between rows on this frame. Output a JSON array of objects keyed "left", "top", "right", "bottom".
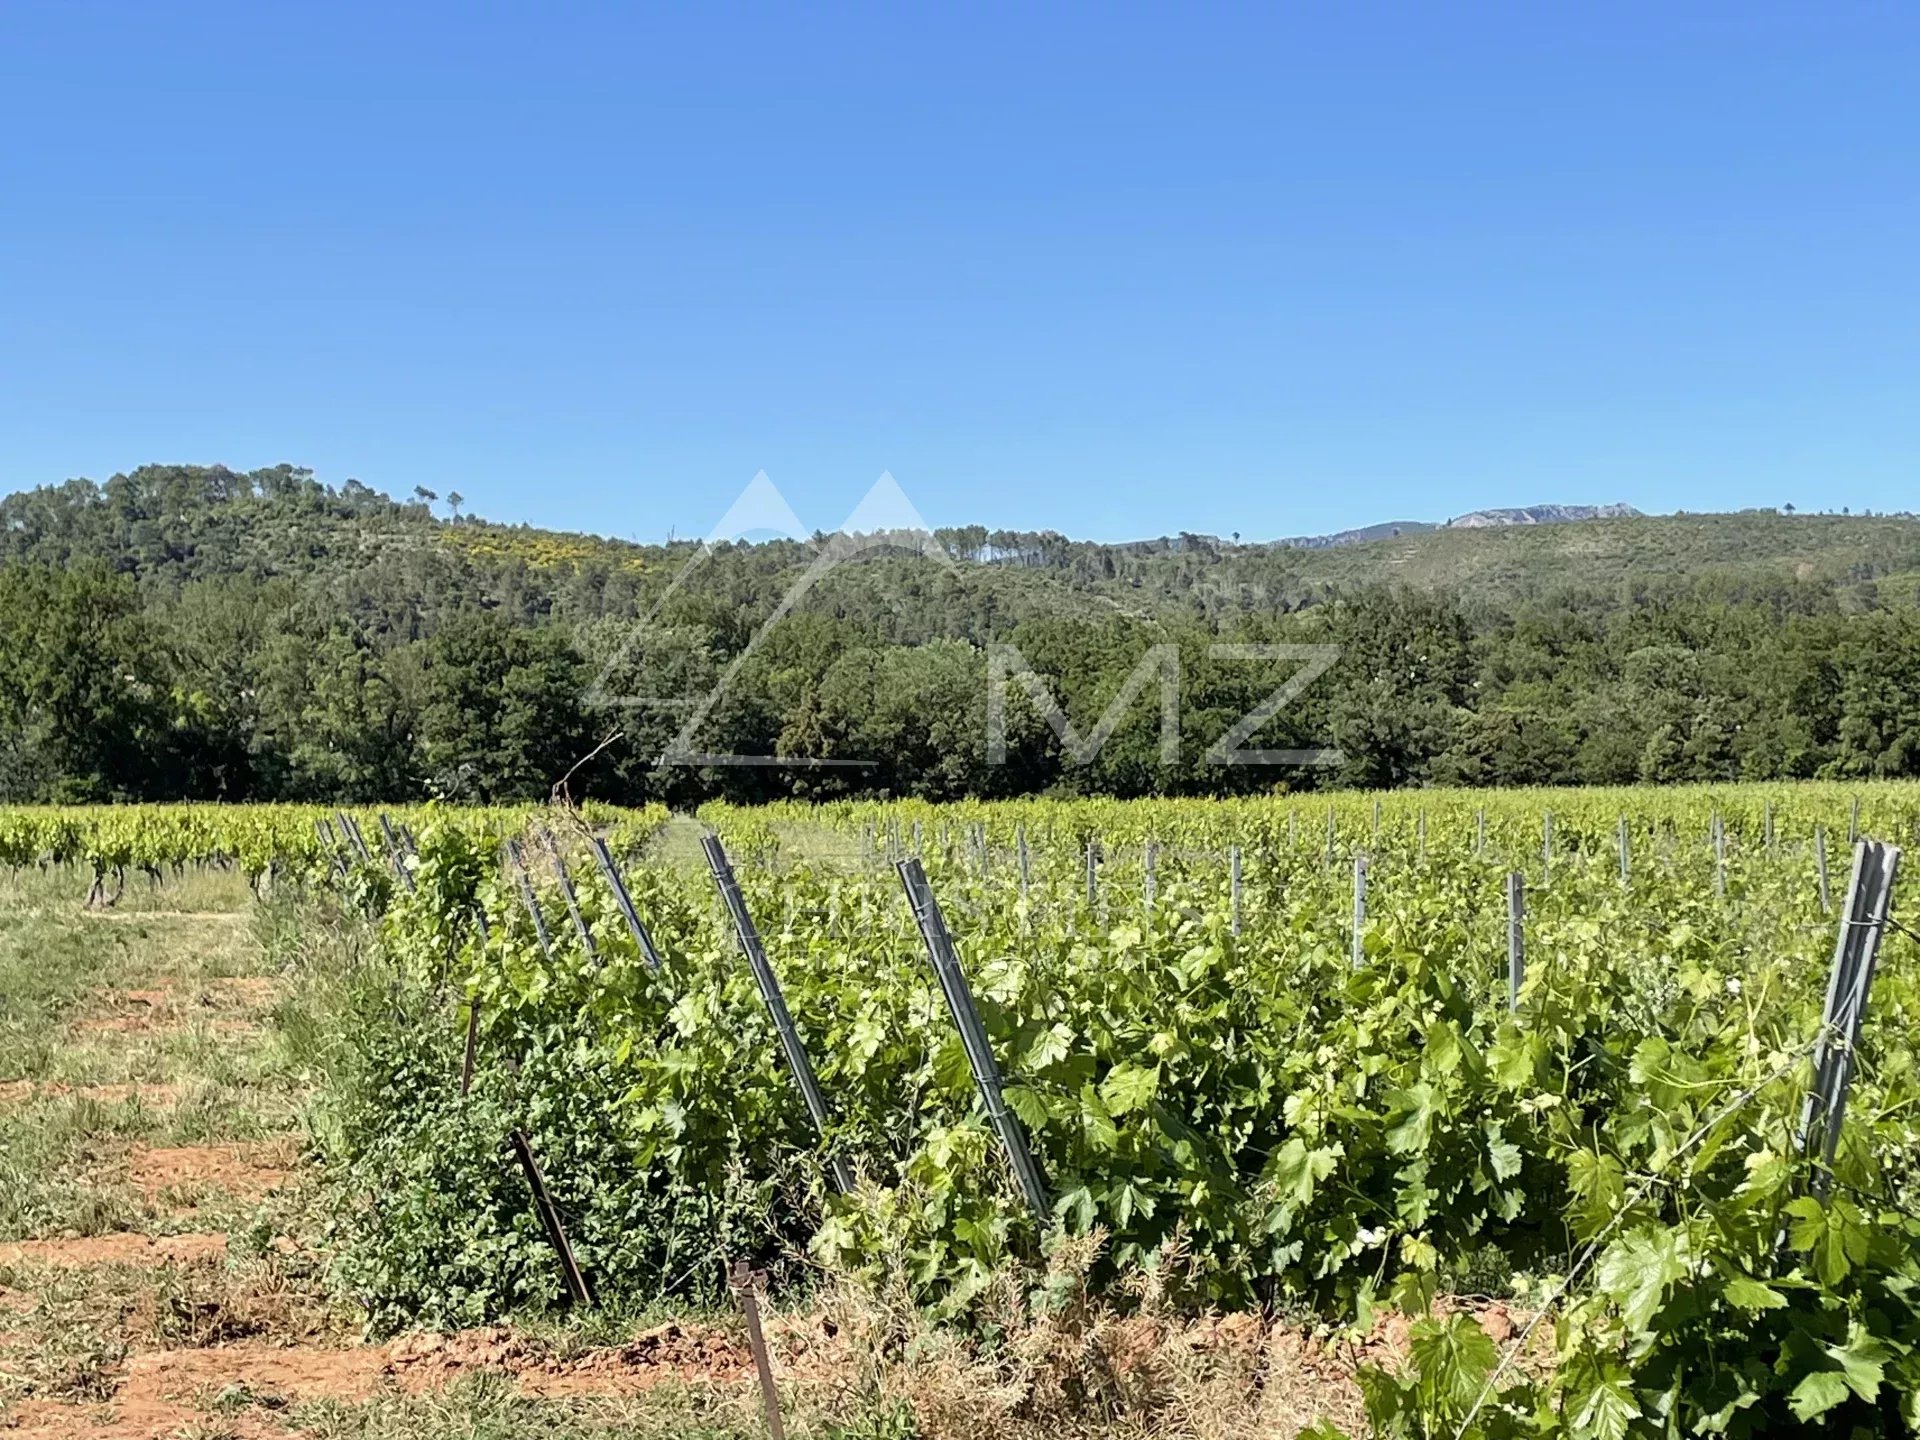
[
  {"left": 0, "top": 1321, "right": 757, "bottom": 1439},
  {"left": 0, "top": 915, "right": 753, "bottom": 1437},
  {"left": 126, "top": 1140, "right": 296, "bottom": 1207},
  {"left": 0, "top": 1081, "right": 182, "bottom": 1105},
  {"left": 0, "top": 1233, "right": 230, "bottom": 1268}
]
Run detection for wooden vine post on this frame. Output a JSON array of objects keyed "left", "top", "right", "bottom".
[{"left": 731, "top": 1262, "right": 788, "bottom": 1440}]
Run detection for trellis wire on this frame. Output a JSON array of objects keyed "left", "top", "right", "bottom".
[{"left": 1454, "top": 1037, "right": 1825, "bottom": 1440}]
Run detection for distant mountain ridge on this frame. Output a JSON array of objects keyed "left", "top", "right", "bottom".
[
  {"left": 1448, "top": 503, "right": 1643, "bottom": 528},
  {"left": 1255, "top": 502, "right": 1640, "bottom": 551},
  {"left": 1269, "top": 519, "right": 1436, "bottom": 550},
  {"left": 5, "top": 465, "right": 1920, "bottom": 619}
]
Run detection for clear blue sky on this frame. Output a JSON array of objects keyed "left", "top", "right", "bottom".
[{"left": 1, "top": 3, "right": 1914, "bottom": 544}]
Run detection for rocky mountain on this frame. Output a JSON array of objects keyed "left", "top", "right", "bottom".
[
  {"left": 1447, "top": 503, "right": 1644, "bottom": 528},
  {"left": 1270, "top": 519, "right": 1438, "bottom": 549},
  {"left": 1265, "top": 504, "right": 1642, "bottom": 549}
]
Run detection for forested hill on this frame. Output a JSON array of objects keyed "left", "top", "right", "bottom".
[
  {"left": 5, "top": 462, "right": 1920, "bottom": 806},
  {"left": 9, "top": 463, "right": 1920, "bottom": 615}
]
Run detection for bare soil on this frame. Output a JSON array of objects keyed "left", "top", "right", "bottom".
[
  {"left": 0, "top": 1082, "right": 182, "bottom": 1105},
  {"left": 0, "top": 1233, "right": 229, "bottom": 1267},
  {"left": 126, "top": 1140, "right": 296, "bottom": 1207}
]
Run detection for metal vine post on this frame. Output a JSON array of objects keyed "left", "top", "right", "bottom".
[
  {"left": 1793, "top": 839, "right": 1901, "bottom": 1204},
  {"left": 897, "top": 858, "right": 1051, "bottom": 1223},
  {"left": 504, "top": 839, "right": 557, "bottom": 963},
  {"left": 588, "top": 835, "right": 662, "bottom": 969},
  {"left": 1506, "top": 872, "right": 1525, "bottom": 1012},
  {"left": 702, "top": 835, "right": 854, "bottom": 1194},
  {"left": 1351, "top": 853, "right": 1369, "bottom": 970}
]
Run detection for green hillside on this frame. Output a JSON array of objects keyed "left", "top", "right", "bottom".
[
  {"left": 10, "top": 464, "right": 1917, "bottom": 616},
  {"left": 1278, "top": 509, "right": 1920, "bottom": 601},
  {"left": 4, "top": 463, "right": 1920, "bottom": 806}
]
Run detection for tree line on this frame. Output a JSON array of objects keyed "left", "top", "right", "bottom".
[{"left": 4, "top": 464, "right": 1920, "bottom": 806}]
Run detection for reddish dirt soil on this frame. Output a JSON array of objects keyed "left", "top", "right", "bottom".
[
  {"left": 385, "top": 1321, "right": 751, "bottom": 1395},
  {"left": 127, "top": 1141, "right": 296, "bottom": 1206},
  {"left": 0, "top": 1081, "right": 182, "bottom": 1105},
  {"left": 129, "top": 1339, "right": 388, "bottom": 1401},
  {"left": 73, "top": 979, "right": 276, "bottom": 1035},
  {"left": 203, "top": 977, "right": 279, "bottom": 1008},
  {"left": 1359, "top": 1298, "right": 1536, "bottom": 1365},
  {"left": 1, "top": 1327, "right": 756, "bottom": 1438},
  {"left": 76, "top": 1013, "right": 262, "bottom": 1037},
  {"left": 3, "top": 976, "right": 1516, "bottom": 1436},
  {"left": 2, "top": 1395, "right": 295, "bottom": 1439},
  {"left": 0, "top": 1233, "right": 227, "bottom": 1268}
]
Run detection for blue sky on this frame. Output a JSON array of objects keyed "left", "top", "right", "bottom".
[{"left": 1, "top": 3, "right": 1914, "bottom": 544}]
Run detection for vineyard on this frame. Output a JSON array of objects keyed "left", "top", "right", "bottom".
[{"left": 3, "top": 784, "right": 1919, "bottom": 1437}]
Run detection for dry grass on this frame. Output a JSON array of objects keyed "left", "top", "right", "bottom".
[{"left": 776, "top": 1233, "right": 1370, "bottom": 1440}]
